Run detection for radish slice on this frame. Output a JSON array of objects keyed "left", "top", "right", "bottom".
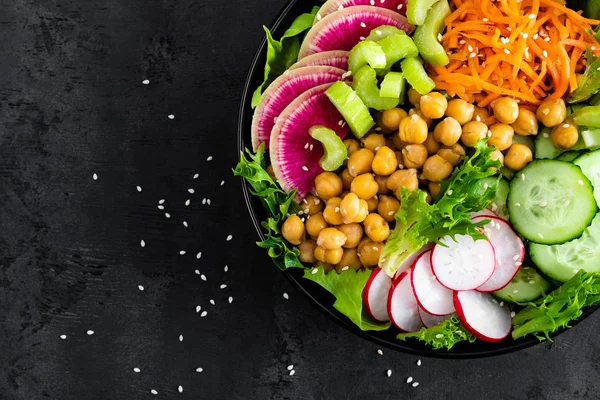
[
  {"left": 472, "top": 216, "right": 525, "bottom": 292},
  {"left": 392, "top": 243, "right": 433, "bottom": 279},
  {"left": 362, "top": 267, "right": 392, "bottom": 322},
  {"left": 431, "top": 234, "right": 496, "bottom": 291},
  {"left": 410, "top": 250, "right": 455, "bottom": 315},
  {"left": 454, "top": 290, "right": 512, "bottom": 342},
  {"left": 387, "top": 272, "right": 424, "bottom": 332},
  {"left": 470, "top": 209, "right": 498, "bottom": 219},
  {"left": 418, "top": 307, "right": 451, "bottom": 328}
]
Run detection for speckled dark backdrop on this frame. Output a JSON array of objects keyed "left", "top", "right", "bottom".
[{"left": 0, "top": 0, "right": 598, "bottom": 399}]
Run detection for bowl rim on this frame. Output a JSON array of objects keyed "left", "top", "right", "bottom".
[{"left": 236, "top": 0, "right": 600, "bottom": 358}]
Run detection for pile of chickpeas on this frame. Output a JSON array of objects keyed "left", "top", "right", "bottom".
[{"left": 277, "top": 88, "right": 576, "bottom": 274}]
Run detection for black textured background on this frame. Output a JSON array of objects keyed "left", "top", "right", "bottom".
[{"left": 0, "top": 0, "right": 599, "bottom": 399}]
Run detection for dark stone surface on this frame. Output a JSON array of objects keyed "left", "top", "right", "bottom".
[{"left": 0, "top": 0, "right": 599, "bottom": 399}]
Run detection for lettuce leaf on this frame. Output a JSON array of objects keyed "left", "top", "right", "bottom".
[
  {"left": 396, "top": 315, "right": 476, "bottom": 350},
  {"left": 511, "top": 270, "right": 600, "bottom": 340},
  {"left": 379, "top": 140, "right": 501, "bottom": 277},
  {"left": 233, "top": 144, "right": 304, "bottom": 270},
  {"left": 568, "top": 49, "right": 600, "bottom": 104},
  {"left": 303, "top": 266, "right": 392, "bottom": 331},
  {"left": 251, "top": 6, "right": 320, "bottom": 108}
]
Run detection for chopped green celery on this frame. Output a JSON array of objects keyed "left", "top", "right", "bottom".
[
  {"left": 413, "top": 0, "right": 450, "bottom": 66},
  {"left": 366, "top": 25, "right": 406, "bottom": 41},
  {"left": 407, "top": 0, "right": 441, "bottom": 25},
  {"left": 572, "top": 105, "right": 600, "bottom": 128},
  {"left": 377, "top": 33, "right": 419, "bottom": 73},
  {"left": 352, "top": 66, "right": 400, "bottom": 111},
  {"left": 401, "top": 57, "right": 436, "bottom": 95},
  {"left": 581, "top": 127, "right": 600, "bottom": 148},
  {"left": 326, "top": 81, "right": 375, "bottom": 139},
  {"left": 309, "top": 125, "right": 348, "bottom": 171},
  {"left": 380, "top": 72, "right": 405, "bottom": 101},
  {"left": 348, "top": 41, "right": 387, "bottom": 75}
]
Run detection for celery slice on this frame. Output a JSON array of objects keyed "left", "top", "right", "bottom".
[
  {"left": 309, "top": 125, "right": 348, "bottom": 171},
  {"left": 348, "top": 41, "right": 387, "bottom": 75},
  {"left": 366, "top": 25, "right": 407, "bottom": 42},
  {"left": 378, "top": 33, "right": 419, "bottom": 72},
  {"left": 380, "top": 72, "right": 405, "bottom": 101},
  {"left": 400, "top": 57, "right": 435, "bottom": 95},
  {"left": 352, "top": 66, "right": 400, "bottom": 111},
  {"left": 572, "top": 105, "right": 600, "bottom": 128},
  {"left": 413, "top": 0, "right": 451, "bottom": 66},
  {"left": 581, "top": 127, "right": 600, "bottom": 149},
  {"left": 407, "top": 0, "right": 441, "bottom": 25},
  {"left": 325, "top": 81, "right": 375, "bottom": 139}
]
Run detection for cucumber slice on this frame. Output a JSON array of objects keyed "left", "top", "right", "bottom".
[
  {"left": 575, "top": 149, "right": 600, "bottom": 204},
  {"left": 380, "top": 72, "right": 405, "bottom": 101},
  {"left": 555, "top": 150, "right": 582, "bottom": 162},
  {"left": 413, "top": 0, "right": 450, "bottom": 66},
  {"left": 507, "top": 160, "right": 597, "bottom": 244},
  {"left": 493, "top": 266, "right": 551, "bottom": 303},
  {"left": 511, "top": 134, "right": 535, "bottom": 154},
  {"left": 348, "top": 41, "right": 387, "bottom": 75},
  {"left": 351, "top": 66, "right": 400, "bottom": 111},
  {"left": 530, "top": 214, "right": 600, "bottom": 282},
  {"left": 401, "top": 57, "right": 435, "bottom": 95},
  {"left": 325, "top": 81, "right": 375, "bottom": 139},
  {"left": 484, "top": 177, "right": 509, "bottom": 220},
  {"left": 309, "top": 125, "right": 347, "bottom": 171},
  {"left": 535, "top": 127, "right": 585, "bottom": 159}
]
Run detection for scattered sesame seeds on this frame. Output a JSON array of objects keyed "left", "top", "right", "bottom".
[
  {"left": 341, "top": 266, "right": 349, "bottom": 271},
  {"left": 503, "top": 48, "right": 511, "bottom": 55},
  {"left": 397, "top": 3, "right": 403, "bottom": 9},
  {"left": 87, "top": 330, "right": 94, "bottom": 335},
  {"left": 578, "top": 180, "right": 584, "bottom": 185},
  {"left": 185, "top": 199, "right": 190, "bottom": 206},
  {"left": 196, "top": 367, "right": 203, "bottom": 373},
  {"left": 201, "top": 311, "right": 208, "bottom": 317},
  {"left": 193, "top": 173, "right": 199, "bottom": 179},
  {"left": 417, "top": 359, "right": 422, "bottom": 366},
  {"left": 165, "top": 213, "right": 171, "bottom": 218},
  {"left": 228, "top": 296, "right": 233, "bottom": 303},
  {"left": 226, "top": 235, "right": 233, "bottom": 241},
  {"left": 412, "top": 382, "right": 420, "bottom": 388},
  {"left": 312, "top": 268, "right": 319, "bottom": 275},
  {"left": 387, "top": 370, "right": 392, "bottom": 377},
  {"left": 435, "top": 333, "right": 444, "bottom": 338},
  {"left": 406, "top": 376, "right": 414, "bottom": 383},
  {"left": 287, "top": 364, "right": 294, "bottom": 371},
  {"left": 178, "top": 386, "right": 183, "bottom": 393},
  {"left": 220, "top": 284, "right": 227, "bottom": 289},
  {"left": 179, "top": 250, "right": 186, "bottom": 255},
  {"left": 188, "top": 188, "right": 195, "bottom": 194},
  {"left": 301, "top": 166, "right": 309, "bottom": 171},
  {"left": 183, "top": 221, "right": 188, "bottom": 228},
  {"left": 60, "top": 334, "right": 67, "bottom": 340},
  {"left": 200, "top": 274, "right": 207, "bottom": 281},
  {"left": 157, "top": 205, "right": 165, "bottom": 210},
  {"left": 467, "top": 44, "right": 473, "bottom": 52},
  {"left": 151, "top": 389, "right": 158, "bottom": 395},
  {"left": 543, "top": 50, "right": 548, "bottom": 58},
  {"left": 140, "top": 240, "right": 146, "bottom": 247},
  {"left": 142, "top": 79, "right": 150, "bottom": 85},
  {"left": 179, "top": 334, "right": 183, "bottom": 342},
  {"left": 196, "top": 305, "right": 201, "bottom": 313},
  {"left": 283, "top": 292, "right": 289, "bottom": 300},
  {"left": 168, "top": 114, "right": 175, "bottom": 120},
  {"left": 304, "top": 142, "right": 309, "bottom": 149},
  {"left": 136, "top": 186, "right": 142, "bottom": 192},
  {"left": 360, "top": 22, "right": 367, "bottom": 28},
  {"left": 202, "top": 198, "right": 207, "bottom": 205},
  {"left": 533, "top": 33, "right": 539, "bottom": 40},
  {"left": 377, "top": 349, "right": 383, "bottom": 355},
  {"left": 376, "top": 30, "right": 382, "bottom": 36},
  {"left": 207, "top": 199, "right": 212, "bottom": 206},
  {"left": 138, "top": 285, "right": 144, "bottom": 291},
  {"left": 92, "top": 173, "right": 98, "bottom": 181},
  {"left": 528, "top": 13, "right": 536, "bottom": 19},
  {"left": 133, "top": 367, "right": 141, "bottom": 373},
  {"left": 209, "top": 299, "right": 215, "bottom": 305},
  {"left": 207, "top": 156, "right": 213, "bottom": 161},
  {"left": 224, "top": 265, "right": 228, "bottom": 272},
  {"left": 469, "top": 52, "right": 477, "bottom": 59},
  {"left": 194, "top": 270, "right": 200, "bottom": 275},
  {"left": 159, "top": 199, "right": 165, "bottom": 204},
  {"left": 289, "top": 370, "right": 296, "bottom": 376},
  {"left": 220, "top": 180, "right": 225, "bottom": 186},
  {"left": 482, "top": 17, "right": 489, "bottom": 22}
]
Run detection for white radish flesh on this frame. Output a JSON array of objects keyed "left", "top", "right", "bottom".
[
  {"left": 392, "top": 243, "right": 434, "bottom": 279},
  {"left": 454, "top": 290, "right": 512, "bottom": 342},
  {"left": 387, "top": 272, "right": 424, "bottom": 332},
  {"left": 418, "top": 307, "right": 451, "bottom": 328},
  {"left": 472, "top": 216, "right": 525, "bottom": 292},
  {"left": 431, "top": 234, "right": 496, "bottom": 291},
  {"left": 410, "top": 250, "right": 455, "bottom": 316},
  {"left": 362, "top": 267, "right": 392, "bottom": 322},
  {"left": 470, "top": 209, "right": 498, "bottom": 219}
]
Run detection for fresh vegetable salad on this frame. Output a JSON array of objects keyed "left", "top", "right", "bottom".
[{"left": 235, "top": 0, "right": 600, "bottom": 350}]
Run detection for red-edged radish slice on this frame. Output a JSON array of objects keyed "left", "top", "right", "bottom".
[
  {"left": 387, "top": 272, "right": 424, "bottom": 332},
  {"left": 418, "top": 307, "right": 451, "bottom": 328},
  {"left": 472, "top": 216, "right": 525, "bottom": 292},
  {"left": 392, "top": 243, "right": 433, "bottom": 279},
  {"left": 431, "top": 234, "right": 495, "bottom": 291},
  {"left": 410, "top": 250, "right": 455, "bottom": 316},
  {"left": 453, "top": 290, "right": 511, "bottom": 342},
  {"left": 470, "top": 209, "right": 498, "bottom": 219},
  {"left": 362, "top": 267, "right": 392, "bottom": 322}
]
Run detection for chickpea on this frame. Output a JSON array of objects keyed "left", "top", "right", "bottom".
[
  {"left": 407, "top": 87, "right": 422, "bottom": 106},
  {"left": 362, "top": 133, "right": 386, "bottom": 152},
  {"left": 314, "top": 172, "right": 342, "bottom": 200},
  {"left": 377, "top": 195, "right": 400, "bottom": 222},
  {"left": 491, "top": 97, "right": 519, "bottom": 124},
  {"left": 511, "top": 108, "right": 538, "bottom": 136},
  {"left": 488, "top": 123, "right": 514, "bottom": 151},
  {"left": 399, "top": 114, "right": 428, "bottom": 144},
  {"left": 298, "top": 239, "right": 317, "bottom": 263},
  {"left": 347, "top": 148, "right": 375, "bottom": 177},
  {"left": 340, "top": 168, "right": 354, "bottom": 190},
  {"left": 420, "top": 92, "right": 448, "bottom": 119},
  {"left": 446, "top": 99, "right": 475, "bottom": 125},
  {"left": 409, "top": 108, "right": 434, "bottom": 129},
  {"left": 267, "top": 165, "right": 276, "bottom": 180},
  {"left": 364, "top": 213, "right": 390, "bottom": 242},
  {"left": 320, "top": 262, "right": 336, "bottom": 273},
  {"left": 490, "top": 149, "right": 504, "bottom": 166},
  {"left": 358, "top": 239, "right": 384, "bottom": 267},
  {"left": 366, "top": 196, "right": 379, "bottom": 213},
  {"left": 433, "top": 117, "right": 462, "bottom": 146},
  {"left": 323, "top": 197, "right": 343, "bottom": 225},
  {"left": 351, "top": 173, "right": 379, "bottom": 200},
  {"left": 340, "top": 192, "right": 368, "bottom": 224},
  {"left": 281, "top": 215, "right": 305, "bottom": 245},
  {"left": 422, "top": 155, "right": 453, "bottom": 182},
  {"left": 438, "top": 144, "right": 466, "bottom": 167},
  {"left": 300, "top": 194, "right": 324, "bottom": 216},
  {"left": 461, "top": 121, "right": 488, "bottom": 147},
  {"left": 402, "top": 144, "right": 428, "bottom": 169},
  {"left": 337, "top": 223, "right": 364, "bottom": 248},
  {"left": 424, "top": 191, "right": 433, "bottom": 204},
  {"left": 381, "top": 108, "right": 408, "bottom": 131},
  {"left": 317, "top": 227, "right": 347, "bottom": 249},
  {"left": 306, "top": 212, "right": 328, "bottom": 238},
  {"left": 428, "top": 182, "right": 441, "bottom": 197},
  {"left": 472, "top": 106, "right": 490, "bottom": 123},
  {"left": 335, "top": 248, "right": 362, "bottom": 272},
  {"left": 387, "top": 168, "right": 419, "bottom": 195},
  {"left": 423, "top": 133, "right": 441, "bottom": 154},
  {"left": 314, "top": 246, "right": 327, "bottom": 263},
  {"left": 374, "top": 175, "right": 389, "bottom": 194},
  {"left": 504, "top": 143, "right": 533, "bottom": 171},
  {"left": 551, "top": 121, "right": 579, "bottom": 149},
  {"left": 314, "top": 246, "right": 344, "bottom": 265},
  {"left": 392, "top": 133, "right": 406, "bottom": 151},
  {"left": 536, "top": 99, "right": 567, "bottom": 127},
  {"left": 344, "top": 138, "right": 360, "bottom": 155},
  {"left": 372, "top": 146, "right": 398, "bottom": 176}
]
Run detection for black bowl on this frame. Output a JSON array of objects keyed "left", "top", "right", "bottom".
[{"left": 237, "top": 0, "right": 599, "bottom": 358}]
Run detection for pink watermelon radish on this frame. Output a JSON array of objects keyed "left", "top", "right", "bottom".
[
  {"left": 251, "top": 66, "right": 346, "bottom": 151},
  {"left": 298, "top": 6, "right": 414, "bottom": 60},
  {"left": 270, "top": 83, "right": 349, "bottom": 201},
  {"left": 410, "top": 250, "right": 455, "bottom": 316},
  {"left": 362, "top": 267, "right": 392, "bottom": 322},
  {"left": 314, "top": 0, "right": 408, "bottom": 26},
  {"left": 454, "top": 291, "right": 512, "bottom": 342},
  {"left": 470, "top": 209, "right": 499, "bottom": 219},
  {"left": 387, "top": 271, "right": 424, "bottom": 332},
  {"left": 288, "top": 50, "right": 350, "bottom": 71},
  {"left": 418, "top": 307, "right": 451, "bottom": 328}
]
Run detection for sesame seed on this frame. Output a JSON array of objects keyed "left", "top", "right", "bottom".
[
  {"left": 87, "top": 330, "right": 94, "bottom": 335},
  {"left": 397, "top": 3, "right": 403, "bottom": 9},
  {"left": 196, "top": 367, "right": 203, "bottom": 372},
  {"left": 412, "top": 382, "right": 420, "bottom": 388},
  {"left": 539, "top": 201, "right": 547, "bottom": 207},
  {"left": 309, "top": 144, "right": 314, "bottom": 151},
  {"left": 138, "top": 285, "right": 144, "bottom": 291},
  {"left": 312, "top": 268, "right": 319, "bottom": 275},
  {"left": 179, "top": 250, "right": 186, "bottom": 255},
  {"left": 302, "top": 166, "right": 308, "bottom": 171},
  {"left": 220, "top": 284, "right": 227, "bottom": 289},
  {"left": 221, "top": 180, "right": 225, "bottom": 186},
  {"left": 504, "top": 49, "right": 511, "bottom": 55},
  {"left": 140, "top": 240, "right": 146, "bottom": 247},
  {"left": 179, "top": 334, "right": 183, "bottom": 342},
  {"left": 287, "top": 364, "right": 294, "bottom": 371},
  {"left": 578, "top": 180, "right": 584, "bottom": 185},
  {"left": 283, "top": 292, "right": 289, "bottom": 300},
  {"left": 538, "top": 233, "right": 544, "bottom": 239},
  {"left": 407, "top": 376, "right": 414, "bottom": 383},
  {"left": 437, "top": 33, "right": 442, "bottom": 41},
  {"left": 200, "top": 274, "right": 207, "bottom": 281},
  {"left": 563, "top": 123, "right": 570, "bottom": 128},
  {"left": 184, "top": 199, "right": 191, "bottom": 206},
  {"left": 133, "top": 367, "right": 140, "bottom": 372},
  {"left": 387, "top": 370, "right": 392, "bottom": 377},
  {"left": 92, "top": 173, "right": 98, "bottom": 180},
  {"left": 483, "top": 183, "right": 489, "bottom": 190},
  {"left": 543, "top": 132, "right": 549, "bottom": 138},
  {"left": 194, "top": 270, "right": 200, "bottom": 275},
  {"left": 468, "top": 44, "right": 474, "bottom": 52},
  {"left": 513, "top": 254, "right": 520, "bottom": 261},
  {"left": 201, "top": 311, "right": 208, "bottom": 317},
  {"left": 521, "top": 32, "right": 529, "bottom": 38},
  {"left": 521, "top": 173, "right": 525, "bottom": 181},
  {"left": 193, "top": 173, "right": 199, "bottom": 179},
  {"left": 304, "top": 143, "right": 309, "bottom": 149},
  {"left": 151, "top": 389, "right": 158, "bottom": 395},
  {"left": 377, "top": 349, "right": 383, "bottom": 355},
  {"left": 447, "top": 190, "right": 453, "bottom": 195},
  {"left": 210, "top": 299, "right": 215, "bottom": 305},
  {"left": 593, "top": 46, "right": 597, "bottom": 50},
  {"left": 157, "top": 205, "right": 164, "bottom": 210},
  {"left": 417, "top": 359, "right": 422, "bottom": 366},
  {"left": 513, "top": 289, "right": 519, "bottom": 294},
  {"left": 168, "top": 114, "right": 175, "bottom": 120},
  {"left": 226, "top": 235, "right": 233, "bottom": 241},
  {"left": 196, "top": 305, "right": 201, "bottom": 312},
  {"left": 515, "top": 261, "right": 522, "bottom": 267},
  {"left": 435, "top": 333, "right": 444, "bottom": 338},
  {"left": 459, "top": 39, "right": 466, "bottom": 44},
  {"left": 158, "top": 199, "right": 165, "bottom": 204},
  {"left": 470, "top": 52, "right": 477, "bottom": 58},
  {"left": 317, "top": 13, "right": 322, "bottom": 20},
  {"left": 341, "top": 266, "right": 349, "bottom": 271},
  {"left": 533, "top": 33, "right": 539, "bottom": 39},
  {"left": 142, "top": 79, "right": 150, "bottom": 85},
  {"left": 183, "top": 221, "right": 188, "bottom": 228},
  {"left": 188, "top": 188, "right": 195, "bottom": 194},
  {"left": 202, "top": 198, "right": 206, "bottom": 205},
  {"left": 376, "top": 30, "right": 383, "bottom": 36},
  {"left": 289, "top": 370, "right": 296, "bottom": 376},
  {"left": 178, "top": 386, "right": 183, "bottom": 393},
  {"left": 543, "top": 50, "right": 548, "bottom": 57},
  {"left": 511, "top": 311, "right": 516, "bottom": 318},
  {"left": 60, "top": 334, "right": 67, "bottom": 340},
  {"left": 360, "top": 22, "right": 366, "bottom": 28},
  {"left": 359, "top": 36, "right": 366, "bottom": 41},
  {"left": 136, "top": 186, "right": 142, "bottom": 192},
  {"left": 565, "top": 200, "right": 571, "bottom": 206},
  {"left": 224, "top": 265, "right": 228, "bottom": 272},
  {"left": 228, "top": 296, "right": 233, "bottom": 303},
  {"left": 528, "top": 13, "right": 536, "bottom": 19},
  {"left": 482, "top": 17, "right": 489, "bottom": 22},
  {"left": 165, "top": 213, "right": 171, "bottom": 218}
]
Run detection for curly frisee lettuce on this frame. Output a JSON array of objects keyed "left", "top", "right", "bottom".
[{"left": 397, "top": 315, "right": 476, "bottom": 350}]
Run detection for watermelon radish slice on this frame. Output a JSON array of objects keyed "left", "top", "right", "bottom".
[
  {"left": 251, "top": 66, "right": 346, "bottom": 151},
  {"left": 470, "top": 209, "right": 499, "bottom": 219},
  {"left": 431, "top": 234, "right": 496, "bottom": 291},
  {"left": 314, "top": 0, "right": 408, "bottom": 25},
  {"left": 299, "top": 6, "right": 414, "bottom": 60},
  {"left": 411, "top": 250, "right": 455, "bottom": 316},
  {"left": 270, "top": 84, "right": 349, "bottom": 201},
  {"left": 390, "top": 243, "right": 433, "bottom": 279},
  {"left": 387, "top": 271, "right": 424, "bottom": 332},
  {"left": 362, "top": 267, "right": 392, "bottom": 322},
  {"left": 418, "top": 307, "right": 451, "bottom": 328},
  {"left": 472, "top": 216, "right": 525, "bottom": 292},
  {"left": 289, "top": 50, "right": 350, "bottom": 71},
  {"left": 454, "top": 290, "right": 512, "bottom": 342}
]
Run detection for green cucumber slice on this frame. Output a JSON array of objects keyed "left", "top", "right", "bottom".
[
  {"left": 535, "top": 126, "right": 585, "bottom": 159},
  {"left": 511, "top": 134, "right": 535, "bottom": 154},
  {"left": 401, "top": 57, "right": 435, "bottom": 95},
  {"left": 493, "top": 266, "right": 551, "bottom": 303},
  {"left": 380, "top": 71, "right": 405, "bottom": 101},
  {"left": 366, "top": 25, "right": 406, "bottom": 42},
  {"left": 351, "top": 66, "right": 400, "bottom": 111},
  {"left": 507, "top": 160, "right": 597, "bottom": 244},
  {"left": 325, "top": 81, "right": 375, "bottom": 139},
  {"left": 348, "top": 41, "right": 387, "bottom": 75},
  {"left": 555, "top": 150, "right": 582, "bottom": 162},
  {"left": 377, "top": 33, "right": 419, "bottom": 72},
  {"left": 309, "top": 125, "right": 347, "bottom": 171},
  {"left": 407, "top": 0, "right": 441, "bottom": 25},
  {"left": 413, "top": 0, "right": 450, "bottom": 66},
  {"left": 574, "top": 149, "right": 600, "bottom": 204}
]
